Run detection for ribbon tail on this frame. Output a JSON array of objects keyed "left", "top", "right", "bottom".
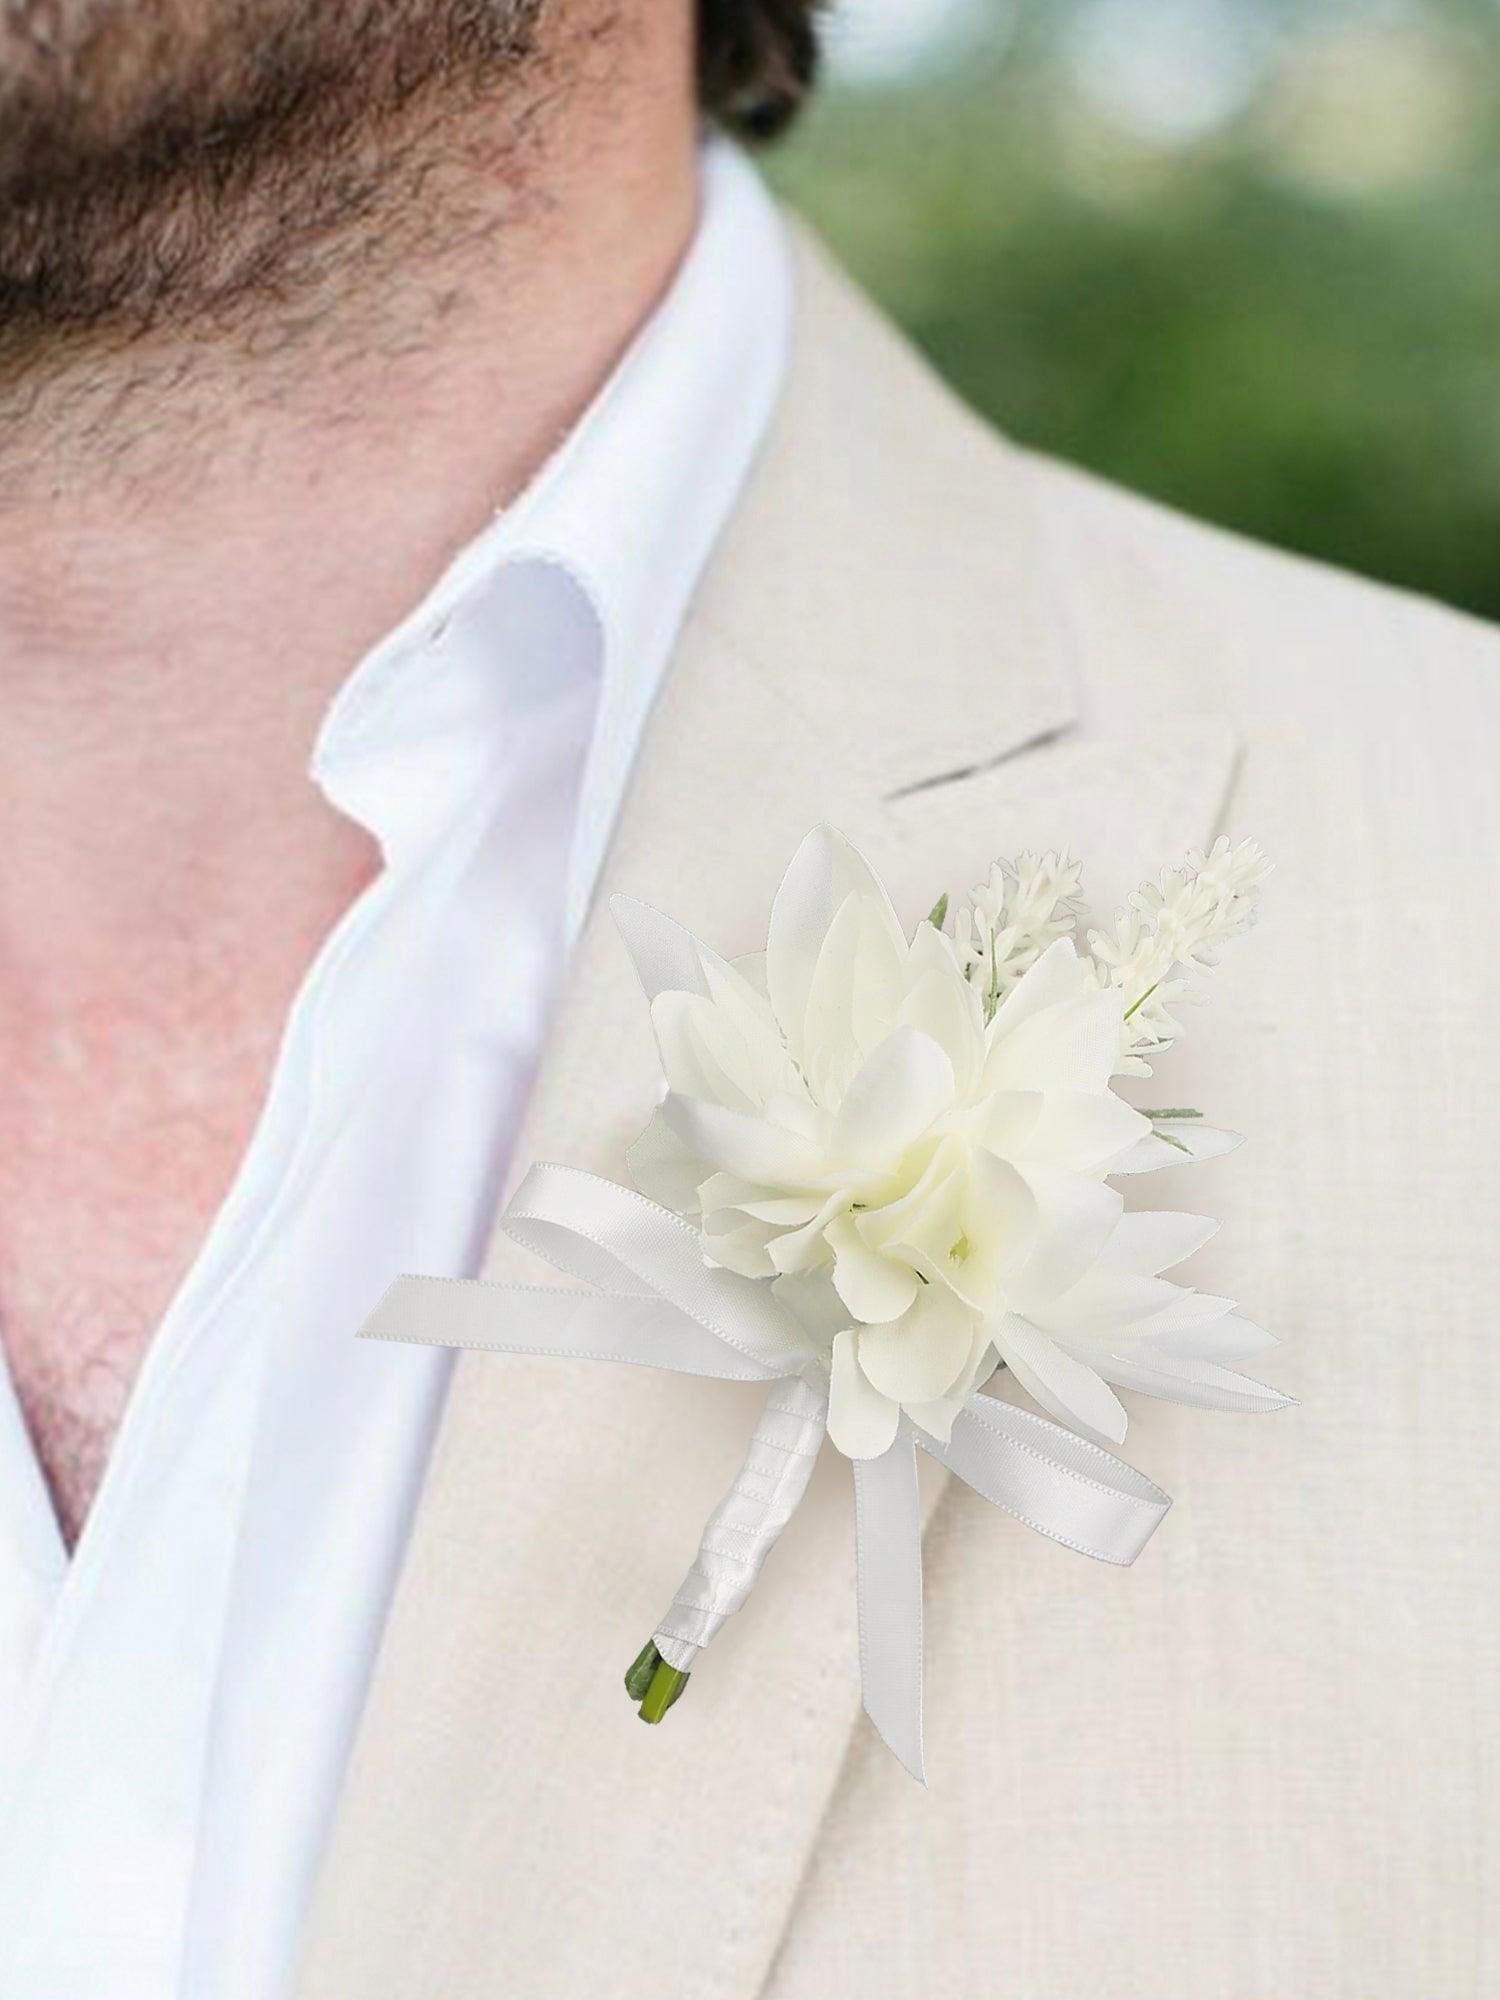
[
  {"left": 851, "top": 1437, "right": 925, "bottom": 1785},
  {"left": 358, "top": 1276, "right": 772, "bottom": 1381}
]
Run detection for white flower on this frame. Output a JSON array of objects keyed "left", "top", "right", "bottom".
[
  {"left": 1087, "top": 835, "right": 1272, "bottom": 1074},
  {"left": 627, "top": 828, "right": 1284, "bottom": 1459},
  {"left": 953, "top": 850, "right": 1085, "bottom": 1015}
]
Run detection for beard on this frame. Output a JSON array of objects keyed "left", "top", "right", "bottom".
[{"left": 0, "top": 0, "right": 555, "bottom": 353}]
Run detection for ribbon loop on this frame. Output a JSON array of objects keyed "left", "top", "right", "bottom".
[
  {"left": 505, "top": 1164, "right": 812, "bottom": 1381},
  {"left": 922, "top": 1396, "right": 1171, "bottom": 1565}
]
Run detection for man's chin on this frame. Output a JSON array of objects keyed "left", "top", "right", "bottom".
[{"left": 0, "top": 0, "right": 550, "bottom": 342}]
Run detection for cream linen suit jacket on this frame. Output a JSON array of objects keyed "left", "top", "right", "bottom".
[{"left": 294, "top": 228, "right": 1500, "bottom": 1999}]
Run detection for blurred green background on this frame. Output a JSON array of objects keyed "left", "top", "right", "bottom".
[{"left": 766, "top": 0, "right": 1500, "bottom": 620}]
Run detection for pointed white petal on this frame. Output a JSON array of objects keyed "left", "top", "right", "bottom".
[
  {"left": 899, "top": 925, "right": 985, "bottom": 1090},
  {"left": 995, "top": 1314, "right": 1129, "bottom": 1445},
  {"left": 999, "top": 1088, "right": 1150, "bottom": 1173},
  {"left": 625, "top": 1114, "right": 705, "bottom": 1212},
  {"left": 828, "top": 1327, "right": 901, "bottom": 1459},
  {"left": 1097, "top": 1210, "right": 1220, "bottom": 1277},
  {"left": 1111, "top": 1124, "right": 1245, "bottom": 1174},
  {"left": 1090, "top": 1349, "right": 1292, "bottom": 1414},
  {"left": 1008, "top": 1165, "right": 1123, "bottom": 1308},
  {"left": 987, "top": 937, "right": 1086, "bottom": 1039},
  {"left": 1135, "top": 1313, "right": 1278, "bottom": 1362},
  {"left": 649, "top": 992, "right": 748, "bottom": 1109},
  {"left": 1027, "top": 1270, "right": 1185, "bottom": 1336},
  {"left": 984, "top": 989, "right": 1125, "bottom": 1096},
  {"left": 611, "top": 896, "right": 709, "bottom": 1000},
  {"left": 832, "top": 1026, "right": 954, "bottom": 1161},
  {"left": 766, "top": 826, "right": 905, "bottom": 1060},
  {"left": 662, "top": 1093, "right": 824, "bottom": 1186}
]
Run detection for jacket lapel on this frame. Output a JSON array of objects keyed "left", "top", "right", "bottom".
[{"left": 293, "top": 230, "right": 1238, "bottom": 2000}]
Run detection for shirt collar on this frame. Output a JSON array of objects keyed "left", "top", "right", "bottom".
[{"left": 312, "top": 139, "right": 793, "bottom": 932}]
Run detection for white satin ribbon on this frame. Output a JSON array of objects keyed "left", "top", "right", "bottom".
[{"left": 361, "top": 1162, "right": 1172, "bottom": 1782}]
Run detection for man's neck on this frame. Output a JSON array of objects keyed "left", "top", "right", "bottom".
[{"left": 0, "top": 42, "right": 700, "bottom": 1542}]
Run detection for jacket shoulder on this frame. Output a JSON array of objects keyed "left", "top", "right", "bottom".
[{"left": 1021, "top": 446, "right": 1500, "bottom": 704}]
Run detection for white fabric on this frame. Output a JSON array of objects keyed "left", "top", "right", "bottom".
[{"left": 0, "top": 141, "right": 791, "bottom": 2000}]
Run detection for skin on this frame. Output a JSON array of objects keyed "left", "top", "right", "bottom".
[{"left": 0, "top": 0, "right": 700, "bottom": 1545}]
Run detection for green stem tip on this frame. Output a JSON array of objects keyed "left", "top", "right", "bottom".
[{"left": 637, "top": 1659, "right": 691, "bottom": 1725}]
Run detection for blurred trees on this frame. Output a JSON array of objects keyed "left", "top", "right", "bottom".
[{"left": 769, "top": 0, "right": 1500, "bottom": 620}]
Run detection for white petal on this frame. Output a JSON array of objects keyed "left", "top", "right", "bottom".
[
  {"left": 1089, "top": 1349, "right": 1292, "bottom": 1414},
  {"left": 649, "top": 992, "right": 752, "bottom": 1109},
  {"left": 1111, "top": 1124, "right": 1245, "bottom": 1174},
  {"left": 695, "top": 947, "right": 800, "bottom": 1104},
  {"left": 984, "top": 990, "right": 1125, "bottom": 1096},
  {"left": 904, "top": 1329, "right": 995, "bottom": 1442},
  {"left": 1007, "top": 1165, "right": 1123, "bottom": 1309},
  {"left": 766, "top": 826, "right": 905, "bottom": 1061},
  {"left": 988, "top": 937, "right": 1086, "bottom": 1038},
  {"left": 700, "top": 1213, "right": 777, "bottom": 1278},
  {"left": 865, "top": 1147, "right": 1038, "bottom": 1316},
  {"left": 1132, "top": 1313, "right": 1277, "bottom": 1362},
  {"left": 1096, "top": 1210, "right": 1220, "bottom": 1277},
  {"left": 799, "top": 893, "right": 872, "bottom": 1107},
  {"left": 662, "top": 1093, "right": 824, "bottom": 1186},
  {"left": 899, "top": 925, "right": 985, "bottom": 1091},
  {"left": 717, "top": 1185, "right": 824, "bottom": 1225},
  {"left": 1028, "top": 1270, "right": 1185, "bottom": 1337},
  {"left": 856, "top": 1284, "right": 979, "bottom": 1404},
  {"left": 626, "top": 1114, "right": 705, "bottom": 1212},
  {"left": 826, "top": 1215, "right": 920, "bottom": 1323},
  {"left": 1001, "top": 1089, "right": 1150, "bottom": 1173},
  {"left": 995, "top": 1314, "right": 1129, "bottom": 1445},
  {"left": 610, "top": 895, "right": 709, "bottom": 1000},
  {"left": 771, "top": 1270, "right": 849, "bottom": 1347},
  {"left": 979, "top": 1091, "right": 1044, "bottom": 1158},
  {"left": 828, "top": 1327, "right": 901, "bottom": 1459},
  {"left": 767, "top": 1193, "right": 850, "bottom": 1275},
  {"left": 832, "top": 1026, "right": 954, "bottom": 1162},
  {"left": 733, "top": 950, "right": 769, "bottom": 995},
  {"left": 1046, "top": 1278, "right": 1238, "bottom": 1341}
]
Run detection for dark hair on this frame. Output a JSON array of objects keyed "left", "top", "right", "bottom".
[{"left": 698, "top": 0, "right": 823, "bottom": 142}]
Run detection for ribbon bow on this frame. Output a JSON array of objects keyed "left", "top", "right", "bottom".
[{"left": 361, "top": 1159, "right": 1171, "bottom": 1782}]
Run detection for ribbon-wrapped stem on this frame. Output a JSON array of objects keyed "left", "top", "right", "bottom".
[{"left": 627, "top": 1373, "right": 829, "bottom": 1723}]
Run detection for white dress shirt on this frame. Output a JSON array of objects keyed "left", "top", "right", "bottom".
[{"left": 0, "top": 142, "right": 791, "bottom": 2000}]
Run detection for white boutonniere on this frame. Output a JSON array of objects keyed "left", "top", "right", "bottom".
[{"left": 364, "top": 827, "right": 1285, "bottom": 1779}]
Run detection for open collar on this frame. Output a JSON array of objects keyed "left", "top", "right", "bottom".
[{"left": 311, "top": 139, "right": 791, "bottom": 926}]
